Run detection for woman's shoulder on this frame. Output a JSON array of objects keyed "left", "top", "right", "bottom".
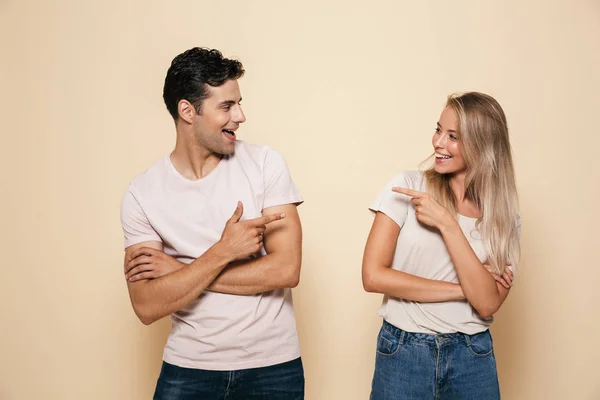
[{"left": 388, "top": 170, "right": 425, "bottom": 190}]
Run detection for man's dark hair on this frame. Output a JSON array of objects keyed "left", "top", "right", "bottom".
[{"left": 163, "top": 47, "right": 245, "bottom": 120}]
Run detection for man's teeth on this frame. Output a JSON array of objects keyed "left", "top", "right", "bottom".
[
  {"left": 223, "top": 129, "right": 234, "bottom": 135},
  {"left": 436, "top": 153, "right": 452, "bottom": 159}
]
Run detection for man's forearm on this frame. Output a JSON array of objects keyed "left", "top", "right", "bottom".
[
  {"left": 129, "top": 245, "right": 231, "bottom": 324},
  {"left": 208, "top": 252, "right": 300, "bottom": 295}
]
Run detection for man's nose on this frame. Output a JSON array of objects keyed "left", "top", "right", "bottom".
[{"left": 233, "top": 106, "right": 246, "bottom": 123}]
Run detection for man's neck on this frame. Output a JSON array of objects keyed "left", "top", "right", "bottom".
[{"left": 170, "top": 135, "right": 223, "bottom": 180}]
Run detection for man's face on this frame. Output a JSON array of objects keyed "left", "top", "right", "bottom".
[{"left": 192, "top": 79, "right": 246, "bottom": 155}]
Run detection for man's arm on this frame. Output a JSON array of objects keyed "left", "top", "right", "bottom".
[
  {"left": 207, "top": 204, "right": 302, "bottom": 295},
  {"left": 124, "top": 202, "right": 284, "bottom": 325},
  {"left": 362, "top": 212, "right": 466, "bottom": 302},
  {"left": 125, "top": 241, "right": 231, "bottom": 325}
]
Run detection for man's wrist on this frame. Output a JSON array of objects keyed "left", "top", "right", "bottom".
[{"left": 206, "top": 241, "right": 234, "bottom": 266}]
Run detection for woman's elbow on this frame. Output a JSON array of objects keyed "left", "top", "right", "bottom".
[
  {"left": 362, "top": 269, "right": 379, "bottom": 293},
  {"left": 476, "top": 309, "right": 494, "bottom": 319},
  {"left": 474, "top": 301, "right": 501, "bottom": 319}
]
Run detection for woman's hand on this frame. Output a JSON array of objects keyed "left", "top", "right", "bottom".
[
  {"left": 483, "top": 263, "right": 514, "bottom": 289},
  {"left": 391, "top": 187, "right": 455, "bottom": 230}
]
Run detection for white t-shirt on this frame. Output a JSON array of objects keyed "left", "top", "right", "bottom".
[
  {"left": 121, "top": 141, "right": 303, "bottom": 370},
  {"left": 369, "top": 171, "right": 515, "bottom": 335}
]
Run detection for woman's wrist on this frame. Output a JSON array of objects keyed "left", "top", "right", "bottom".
[
  {"left": 438, "top": 212, "right": 460, "bottom": 235},
  {"left": 453, "top": 283, "right": 466, "bottom": 300}
]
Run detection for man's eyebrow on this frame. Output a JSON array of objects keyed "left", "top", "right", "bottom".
[{"left": 219, "top": 97, "right": 242, "bottom": 106}]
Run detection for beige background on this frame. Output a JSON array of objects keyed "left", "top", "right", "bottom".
[{"left": 2, "top": 0, "right": 599, "bottom": 399}]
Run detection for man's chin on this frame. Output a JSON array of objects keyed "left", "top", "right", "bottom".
[{"left": 216, "top": 144, "right": 235, "bottom": 156}]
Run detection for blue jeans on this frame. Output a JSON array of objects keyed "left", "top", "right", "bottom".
[
  {"left": 153, "top": 358, "right": 304, "bottom": 400},
  {"left": 370, "top": 321, "right": 500, "bottom": 400}
]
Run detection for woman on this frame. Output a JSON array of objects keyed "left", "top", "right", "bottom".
[{"left": 362, "top": 92, "right": 521, "bottom": 400}]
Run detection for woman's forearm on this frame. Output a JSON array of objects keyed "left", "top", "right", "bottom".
[
  {"left": 363, "top": 266, "right": 465, "bottom": 302},
  {"left": 439, "top": 220, "right": 507, "bottom": 318}
]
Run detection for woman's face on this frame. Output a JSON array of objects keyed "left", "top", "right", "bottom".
[{"left": 432, "top": 107, "right": 467, "bottom": 177}]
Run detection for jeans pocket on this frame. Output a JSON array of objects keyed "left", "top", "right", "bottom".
[
  {"left": 375, "top": 325, "right": 400, "bottom": 357},
  {"left": 465, "top": 330, "right": 494, "bottom": 357}
]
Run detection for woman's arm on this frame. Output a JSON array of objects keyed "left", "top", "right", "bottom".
[
  {"left": 392, "top": 187, "right": 511, "bottom": 318},
  {"left": 362, "top": 212, "right": 465, "bottom": 302},
  {"left": 439, "top": 221, "right": 510, "bottom": 318}
]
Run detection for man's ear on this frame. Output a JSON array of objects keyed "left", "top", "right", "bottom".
[{"left": 178, "top": 100, "right": 197, "bottom": 124}]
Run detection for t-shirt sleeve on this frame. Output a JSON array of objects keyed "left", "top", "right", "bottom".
[
  {"left": 262, "top": 147, "right": 303, "bottom": 209},
  {"left": 369, "top": 172, "right": 414, "bottom": 229},
  {"left": 120, "top": 188, "right": 162, "bottom": 249}
]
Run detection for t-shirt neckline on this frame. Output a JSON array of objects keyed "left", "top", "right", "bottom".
[{"left": 166, "top": 153, "right": 228, "bottom": 184}]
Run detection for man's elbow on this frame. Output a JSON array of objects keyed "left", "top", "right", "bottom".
[
  {"left": 287, "top": 275, "right": 300, "bottom": 288},
  {"left": 138, "top": 313, "right": 157, "bottom": 326},
  {"left": 132, "top": 302, "right": 159, "bottom": 326},
  {"left": 283, "top": 261, "right": 301, "bottom": 288}
]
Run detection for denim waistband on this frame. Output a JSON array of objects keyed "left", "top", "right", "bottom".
[{"left": 382, "top": 320, "right": 490, "bottom": 346}]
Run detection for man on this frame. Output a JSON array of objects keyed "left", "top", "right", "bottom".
[{"left": 120, "top": 47, "right": 304, "bottom": 399}]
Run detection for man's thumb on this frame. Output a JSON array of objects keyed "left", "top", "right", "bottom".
[{"left": 228, "top": 201, "right": 243, "bottom": 224}]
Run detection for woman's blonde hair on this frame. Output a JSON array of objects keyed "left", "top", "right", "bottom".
[{"left": 424, "top": 92, "right": 520, "bottom": 274}]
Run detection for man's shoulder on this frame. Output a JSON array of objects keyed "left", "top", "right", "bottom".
[
  {"left": 232, "top": 140, "right": 290, "bottom": 167},
  {"left": 125, "top": 155, "right": 170, "bottom": 195},
  {"left": 233, "top": 140, "right": 271, "bottom": 158}
]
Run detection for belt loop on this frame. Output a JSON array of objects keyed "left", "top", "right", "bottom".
[
  {"left": 463, "top": 333, "right": 471, "bottom": 347},
  {"left": 399, "top": 328, "right": 406, "bottom": 345}
]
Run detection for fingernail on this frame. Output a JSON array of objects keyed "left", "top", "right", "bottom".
[{"left": 280, "top": 213, "right": 286, "bottom": 218}]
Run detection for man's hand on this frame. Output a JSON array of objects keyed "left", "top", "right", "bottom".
[
  {"left": 124, "top": 202, "right": 285, "bottom": 283},
  {"left": 125, "top": 247, "right": 185, "bottom": 282},
  {"left": 216, "top": 201, "right": 285, "bottom": 261}
]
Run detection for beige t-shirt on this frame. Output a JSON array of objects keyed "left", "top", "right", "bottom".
[
  {"left": 370, "top": 171, "right": 506, "bottom": 335},
  {"left": 121, "top": 141, "right": 303, "bottom": 370}
]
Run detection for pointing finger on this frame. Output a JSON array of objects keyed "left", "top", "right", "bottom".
[
  {"left": 392, "top": 187, "right": 425, "bottom": 198},
  {"left": 257, "top": 213, "right": 286, "bottom": 226}
]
